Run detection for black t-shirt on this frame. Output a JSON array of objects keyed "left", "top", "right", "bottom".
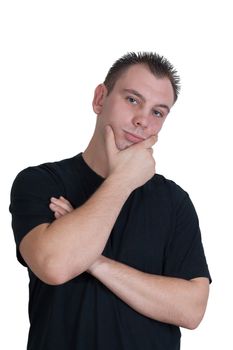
[{"left": 9, "top": 153, "right": 211, "bottom": 350}]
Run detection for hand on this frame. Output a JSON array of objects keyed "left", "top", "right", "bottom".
[
  {"left": 49, "top": 196, "right": 74, "bottom": 219},
  {"left": 105, "top": 125, "right": 157, "bottom": 191}
]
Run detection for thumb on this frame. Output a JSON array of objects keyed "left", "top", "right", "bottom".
[
  {"left": 137, "top": 134, "right": 157, "bottom": 149},
  {"left": 104, "top": 125, "right": 119, "bottom": 158}
]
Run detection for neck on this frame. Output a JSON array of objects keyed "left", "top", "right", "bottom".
[{"left": 82, "top": 133, "right": 108, "bottom": 179}]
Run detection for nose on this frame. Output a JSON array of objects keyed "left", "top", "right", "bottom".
[{"left": 132, "top": 112, "right": 150, "bottom": 129}]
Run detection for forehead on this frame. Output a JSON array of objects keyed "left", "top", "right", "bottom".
[{"left": 113, "top": 64, "right": 175, "bottom": 106}]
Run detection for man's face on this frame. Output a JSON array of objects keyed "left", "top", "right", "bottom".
[{"left": 93, "top": 64, "right": 175, "bottom": 150}]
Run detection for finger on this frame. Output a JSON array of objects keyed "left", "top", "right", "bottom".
[
  {"left": 50, "top": 197, "right": 73, "bottom": 212},
  {"left": 50, "top": 200, "right": 71, "bottom": 213},
  {"left": 49, "top": 203, "right": 69, "bottom": 216},
  {"left": 55, "top": 211, "right": 62, "bottom": 219},
  {"left": 59, "top": 196, "right": 74, "bottom": 210},
  {"left": 104, "top": 125, "right": 119, "bottom": 158},
  {"left": 138, "top": 134, "right": 157, "bottom": 149},
  {"left": 59, "top": 196, "right": 69, "bottom": 203}
]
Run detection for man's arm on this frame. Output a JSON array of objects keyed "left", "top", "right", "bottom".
[
  {"left": 20, "top": 176, "right": 130, "bottom": 285},
  {"left": 88, "top": 255, "right": 209, "bottom": 330},
  {"left": 50, "top": 196, "right": 210, "bottom": 329},
  {"left": 19, "top": 127, "right": 156, "bottom": 285}
]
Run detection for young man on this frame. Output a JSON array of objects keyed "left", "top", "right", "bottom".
[{"left": 10, "top": 52, "right": 211, "bottom": 350}]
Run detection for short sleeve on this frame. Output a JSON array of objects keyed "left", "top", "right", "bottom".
[
  {"left": 163, "top": 193, "right": 211, "bottom": 283},
  {"left": 9, "top": 165, "right": 65, "bottom": 266}
]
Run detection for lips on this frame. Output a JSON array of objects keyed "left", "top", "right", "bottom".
[{"left": 124, "top": 131, "right": 145, "bottom": 143}]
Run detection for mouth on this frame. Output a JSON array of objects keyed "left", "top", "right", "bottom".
[{"left": 123, "top": 130, "right": 145, "bottom": 143}]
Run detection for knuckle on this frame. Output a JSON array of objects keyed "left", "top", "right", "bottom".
[{"left": 61, "top": 208, "right": 67, "bottom": 215}]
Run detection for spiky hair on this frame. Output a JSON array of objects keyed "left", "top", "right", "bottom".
[{"left": 104, "top": 52, "right": 180, "bottom": 102}]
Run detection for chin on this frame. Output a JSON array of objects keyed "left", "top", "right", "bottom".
[
  {"left": 115, "top": 133, "right": 133, "bottom": 151},
  {"left": 117, "top": 141, "right": 132, "bottom": 151}
]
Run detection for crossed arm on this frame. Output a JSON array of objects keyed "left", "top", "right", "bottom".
[{"left": 49, "top": 196, "right": 209, "bottom": 330}]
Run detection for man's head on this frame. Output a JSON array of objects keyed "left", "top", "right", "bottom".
[
  {"left": 104, "top": 52, "right": 180, "bottom": 103},
  {"left": 91, "top": 52, "right": 180, "bottom": 151}
]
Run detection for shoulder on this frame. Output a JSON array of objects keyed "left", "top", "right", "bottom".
[
  {"left": 145, "top": 174, "right": 199, "bottom": 220},
  {"left": 10, "top": 154, "right": 80, "bottom": 197},
  {"left": 148, "top": 173, "right": 189, "bottom": 205},
  {"left": 149, "top": 175, "right": 200, "bottom": 227}
]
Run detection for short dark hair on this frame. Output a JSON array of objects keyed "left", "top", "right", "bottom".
[{"left": 103, "top": 52, "right": 180, "bottom": 102}]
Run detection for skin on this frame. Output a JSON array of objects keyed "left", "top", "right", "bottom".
[
  {"left": 50, "top": 196, "right": 209, "bottom": 330},
  {"left": 20, "top": 63, "right": 209, "bottom": 329},
  {"left": 82, "top": 64, "right": 174, "bottom": 178}
]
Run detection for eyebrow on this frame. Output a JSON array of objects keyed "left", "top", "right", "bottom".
[{"left": 123, "top": 88, "right": 170, "bottom": 113}]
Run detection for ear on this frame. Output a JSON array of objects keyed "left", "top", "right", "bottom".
[{"left": 92, "top": 84, "right": 107, "bottom": 114}]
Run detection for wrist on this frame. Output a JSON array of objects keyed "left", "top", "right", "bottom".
[
  {"left": 105, "top": 173, "right": 134, "bottom": 195},
  {"left": 87, "top": 255, "right": 108, "bottom": 275}
]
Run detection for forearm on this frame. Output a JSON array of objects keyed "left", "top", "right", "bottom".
[
  {"left": 41, "top": 175, "right": 131, "bottom": 283},
  {"left": 88, "top": 256, "right": 209, "bottom": 329},
  {"left": 25, "top": 126, "right": 156, "bottom": 285}
]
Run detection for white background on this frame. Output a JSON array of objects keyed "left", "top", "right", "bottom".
[{"left": 0, "top": 0, "right": 232, "bottom": 348}]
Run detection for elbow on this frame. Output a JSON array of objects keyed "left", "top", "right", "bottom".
[
  {"left": 39, "top": 270, "right": 74, "bottom": 286},
  {"left": 184, "top": 317, "right": 201, "bottom": 330},
  {"left": 181, "top": 282, "right": 209, "bottom": 330},
  {"left": 31, "top": 264, "right": 67, "bottom": 286},
  {"left": 33, "top": 257, "right": 83, "bottom": 286},
  {"left": 182, "top": 308, "right": 206, "bottom": 330},
  {"left": 40, "top": 271, "right": 68, "bottom": 286},
  {"left": 44, "top": 262, "right": 83, "bottom": 286}
]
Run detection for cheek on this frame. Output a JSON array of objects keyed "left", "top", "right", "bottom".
[
  {"left": 152, "top": 118, "right": 167, "bottom": 134},
  {"left": 101, "top": 101, "right": 119, "bottom": 123},
  {"left": 104, "top": 104, "right": 130, "bottom": 129}
]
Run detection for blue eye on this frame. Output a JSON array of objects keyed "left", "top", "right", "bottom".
[
  {"left": 127, "top": 96, "right": 138, "bottom": 105},
  {"left": 153, "top": 110, "right": 163, "bottom": 118}
]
